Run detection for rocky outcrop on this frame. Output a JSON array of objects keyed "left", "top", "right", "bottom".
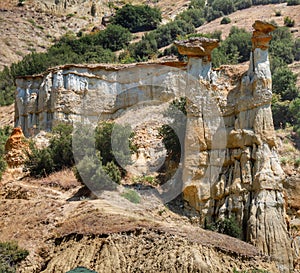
[
  {"left": 14, "top": 20, "right": 293, "bottom": 272},
  {"left": 180, "top": 21, "right": 293, "bottom": 273},
  {"left": 4, "top": 127, "right": 28, "bottom": 168},
  {"left": 42, "top": 230, "right": 279, "bottom": 273}
]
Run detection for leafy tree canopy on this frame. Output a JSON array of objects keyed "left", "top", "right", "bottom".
[{"left": 112, "top": 4, "right": 162, "bottom": 33}]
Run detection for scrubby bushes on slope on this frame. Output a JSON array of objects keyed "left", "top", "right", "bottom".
[
  {"left": 0, "top": 241, "right": 29, "bottom": 273},
  {"left": 0, "top": 126, "right": 12, "bottom": 180}
]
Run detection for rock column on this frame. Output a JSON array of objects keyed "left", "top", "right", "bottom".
[
  {"left": 175, "top": 37, "right": 219, "bottom": 81},
  {"left": 178, "top": 22, "right": 293, "bottom": 273}
]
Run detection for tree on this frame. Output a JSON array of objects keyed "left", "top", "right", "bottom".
[
  {"left": 189, "top": 0, "right": 206, "bottom": 9},
  {"left": 0, "top": 126, "right": 12, "bottom": 180},
  {"left": 112, "top": 4, "right": 162, "bottom": 33},
  {"left": 176, "top": 9, "right": 205, "bottom": 28},
  {"left": 0, "top": 241, "right": 29, "bottom": 273},
  {"left": 159, "top": 97, "right": 187, "bottom": 161},
  {"left": 270, "top": 26, "right": 295, "bottom": 64},
  {"left": 24, "top": 123, "right": 74, "bottom": 177},
  {"left": 272, "top": 67, "right": 298, "bottom": 101},
  {"left": 94, "top": 24, "right": 132, "bottom": 51},
  {"left": 95, "top": 121, "right": 134, "bottom": 167},
  {"left": 212, "top": 0, "right": 236, "bottom": 15},
  {"left": 290, "top": 98, "right": 300, "bottom": 135}
]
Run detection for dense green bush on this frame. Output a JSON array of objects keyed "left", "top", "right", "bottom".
[
  {"left": 24, "top": 123, "right": 74, "bottom": 177},
  {"left": 159, "top": 97, "right": 187, "bottom": 161},
  {"left": 189, "top": 0, "right": 206, "bottom": 9},
  {"left": 284, "top": 16, "right": 295, "bottom": 27},
  {"left": 205, "top": 216, "right": 242, "bottom": 239},
  {"left": 0, "top": 241, "right": 29, "bottom": 273},
  {"left": 92, "top": 24, "right": 132, "bottom": 51},
  {"left": 290, "top": 98, "right": 300, "bottom": 135},
  {"left": 0, "top": 126, "right": 12, "bottom": 180},
  {"left": 221, "top": 16, "right": 231, "bottom": 24},
  {"left": 212, "top": 27, "right": 251, "bottom": 66},
  {"left": 176, "top": 9, "right": 205, "bottom": 28},
  {"left": 74, "top": 153, "right": 121, "bottom": 190},
  {"left": 95, "top": 121, "right": 134, "bottom": 167},
  {"left": 129, "top": 20, "right": 194, "bottom": 61},
  {"left": 234, "top": 0, "right": 253, "bottom": 10},
  {"left": 212, "top": 0, "right": 236, "bottom": 15},
  {"left": 112, "top": 4, "right": 162, "bottom": 32},
  {"left": 121, "top": 189, "right": 141, "bottom": 203},
  {"left": 73, "top": 121, "right": 134, "bottom": 189},
  {"left": 272, "top": 67, "right": 298, "bottom": 101},
  {"left": 287, "top": 0, "right": 300, "bottom": 5}
]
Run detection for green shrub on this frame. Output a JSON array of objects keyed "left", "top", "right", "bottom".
[
  {"left": 74, "top": 154, "right": 120, "bottom": 191},
  {"left": 280, "top": 157, "right": 288, "bottom": 165},
  {"left": 221, "top": 16, "right": 231, "bottom": 24},
  {"left": 121, "top": 189, "right": 141, "bottom": 204},
  {"left": 159, "top": 97, "right": 187, "bottom": 162},
  {"left": 272, "top": 67, "right": 298, "bottom": 101},
  {"left": 290, "top": 98, "right": 300, "bottom": 135},
  {"left": 287, "top": 0, "right": 300, "bottom": 5},
  {"left": 95, "top": 121, "right": 135, "bottom": 167},
  {"left": 189, "top": 0, "right": 206, "bottom": 9},
  {"left": 0, "top": 241, "right": 29, "bottom": 273},
  {"left": 284, "top": 16, "right": 295, "bottom": 27},
  {"left": 93, "top": 24, "right": 132, "bottom": 51},
  {"left": 271, "top": 95, "right": 293, "bottom": 129},
  {"left": 24, "top": 123, "right": 74, "bottom": 177},
  {"left": 176, "top": 9, "right": 205, "bottom": 28},
  {"left": 234, "top": 0, "right": 252, "bottom": 10},
  {"left": 212, "top": 0, "right": 236, "bottom": 15},
  {"left": 270, "top": 26, "right": 295, "bottom": 65},
  {"left": 0, "top": 126, "right": 12, "bottom": 180},
  {"left": 112, "top": 4, "right": 162, "bottom": 32},
  {"left": 205, "top": 216, "right": 242, "bottom": 239}
]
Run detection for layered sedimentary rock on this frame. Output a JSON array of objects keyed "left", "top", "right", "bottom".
[
  {"left": 14, "top": 20, "right": 293, "bottom": 272},
  {"left": 180, "top": 21, "right": 293, "bottom": 273}
]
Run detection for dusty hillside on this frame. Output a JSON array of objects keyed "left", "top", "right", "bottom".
[
  {"left": 0, "top": 169, "right": 279, "bottom": 273},
  {"left": 197, "top": 3, "right": 300, "bottom": 40},
  {"left": 0, "top": 104, "right": 14, "bottom": 127},
  {"left": 0, "top": 2, "right": 96, "bottom": 70}
]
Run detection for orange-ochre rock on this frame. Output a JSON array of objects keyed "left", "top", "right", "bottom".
[
  {"left": 174, "top": 37, "right": 219, "bottom": 60},
  {"left": 251, "top": 20, "right": 277, "bottom": 50},
  {"left": 5, "top": 127, "right": 29, "bottom": 168}
]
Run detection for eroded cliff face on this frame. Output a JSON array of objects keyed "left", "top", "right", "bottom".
[
  {"left": 181, "top": 21, "right": 293, "bottom": 273},
  {"left": 14, "top": 20, "right": 293, "bottom": 272}
]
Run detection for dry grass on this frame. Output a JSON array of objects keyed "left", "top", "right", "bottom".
[
  {"left": 276, "top": 128, "right": 300, "bottom": 173},
  {"left": 30, "top": 169, "right": 81, "bottom": 191}
]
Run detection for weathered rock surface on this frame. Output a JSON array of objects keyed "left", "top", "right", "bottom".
[
  {"left": 14, "top": 20, "right": 293, "bottom": 272},
  {"left": 4, "top": 127, "right": 28, "bottom": 168},
  {"left": 180, "top": 20, "right": 293, "bottom": 273},
  {"left": 0, "top": 175, "right": 279, "bottom": 273}
]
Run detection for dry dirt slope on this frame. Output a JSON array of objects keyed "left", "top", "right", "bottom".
[
  {"left": 0, "top": 170, "right": 279, "bottom": 273},
  {"left": 197, "top": 3, "right": 300, "bottom": 40}
]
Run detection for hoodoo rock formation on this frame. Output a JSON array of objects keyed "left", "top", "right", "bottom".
[
  {"left": 180, "top": 21, "right": 293, "bottom": 273},
  {"left": 5, "top": 127, "right": 28, "bottom": 168},
  {"left": 14, "top": 20, "right": 293, "bottom": 272}
]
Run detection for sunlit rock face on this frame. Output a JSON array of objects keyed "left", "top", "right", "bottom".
[
  {"left": 4, "top": 127, "right": 28, "bottom": 168},
  {"left": 180, "top": 21, "right": 293, "bottom": 273},
  {"left": 15, "top": 20, "right": 293, "bottom": 272}
]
